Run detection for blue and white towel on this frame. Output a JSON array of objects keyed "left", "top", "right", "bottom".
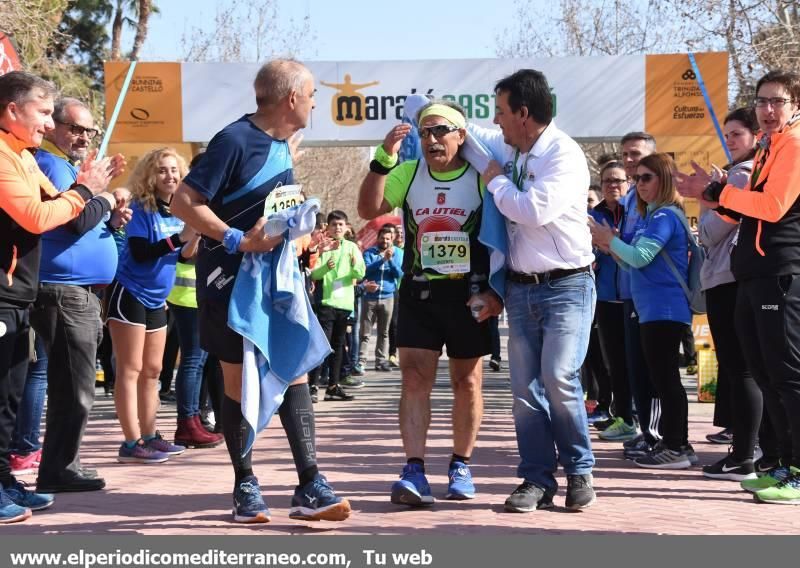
[
  {"left": 463, "top": 135, "right": 509, "bottom": 300},
  {"left": 228, "top": 198, "right": 332, "bottom": 454}
]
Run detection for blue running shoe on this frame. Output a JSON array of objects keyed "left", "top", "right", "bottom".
[
  {"left": 232, "top": 476, "right": 271, "bottom": 523},
  {"left": 587, "top": 409, "right": 610, "bottom": 425},
  {"left": 0, "top": 486, "right": 31, "bottom": 524},
  {"left": 391, "top": 463, "right": 434, "bottom": 506},
  {"left": 446, "top": 461, "right": 475, "bottom": 500},
  {"left": 289, "top": 473, "right": 351, "bottom": 521},
  {"left": 4, "top": 480, "right": 54, "bottom": 511},
  {"left": 144, "top": 432, "right": 185, "bottom": 456}
]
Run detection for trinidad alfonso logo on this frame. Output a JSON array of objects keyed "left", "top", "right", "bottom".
[{"left": 320, "top": 74, "right": 380, "bottom": 126}]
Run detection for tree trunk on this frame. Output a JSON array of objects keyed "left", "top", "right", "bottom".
[
  {"left": 110, "top": 0, "right": 124, "bottom": 60},
  {"left": 130, "top": 0, "right": 152, "bottom": 61}
]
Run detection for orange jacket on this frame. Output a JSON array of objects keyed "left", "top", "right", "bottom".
[
  {"left": 719, "top": 116, "right": 800, "bottom": 280},
  {"left": 0, "top": 130, "right": 91, "bottom": 304}
]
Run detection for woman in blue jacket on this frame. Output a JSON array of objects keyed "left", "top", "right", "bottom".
[{"left": 591, "top": 153, "right": 692, "bottom": 469}]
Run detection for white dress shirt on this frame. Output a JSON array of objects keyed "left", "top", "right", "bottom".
[{"left": 469, "top": 121, "right": 594, "bottom": 274}]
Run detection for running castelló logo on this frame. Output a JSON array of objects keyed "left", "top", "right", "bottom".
[{"left": 320, "top": 74, "right": 380, "bottom": 126}]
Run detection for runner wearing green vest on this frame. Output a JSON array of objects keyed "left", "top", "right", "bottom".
[{"left": 358, "top": 100, "right": 502, "bottom": 507}]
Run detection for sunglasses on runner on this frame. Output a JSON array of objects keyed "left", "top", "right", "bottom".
[
  {"left": 419, "top": 124, "right": 460, "bottom": 139},
  {"left": 632, "top": 173, "right": 657, "bottom": 184}
]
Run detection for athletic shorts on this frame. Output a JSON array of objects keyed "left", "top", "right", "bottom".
[
  {"left": 396, "top": 277, "right": 491, "bottom": 359},
  {"left": 198, "top": 300, "right": 243, "bottom": 364},
  {"left": 104, "top": 281, "right": 167, "bottom": 332}
]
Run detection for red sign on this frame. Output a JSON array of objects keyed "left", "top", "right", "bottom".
[
  {"left": 355, "top": 213, "right": 402, "bottom": 251},
  {"left": 0, "top": 33, "right": 22, "bottom": 76}
]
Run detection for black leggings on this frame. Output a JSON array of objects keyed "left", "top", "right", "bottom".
[
  {"left": 639, "top": 320, "right": 688, "bottom": 451},
  {"left": 736, "top": 276, "right": 800, "bottom": 468},
  {"left": 582, "top": 320, "right": 610, "bottom": 409},
  {"left": 706, "top": 282, "right": 765, "bottom": 460},
  {"left": 596, "top": 301, "right": 633, "bottom": 423}
]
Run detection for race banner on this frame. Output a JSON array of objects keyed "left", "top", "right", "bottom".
[{"left": 104, "top": 52, "right": 728, "bottom": 146}]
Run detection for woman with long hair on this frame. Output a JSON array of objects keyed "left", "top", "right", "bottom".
[
  {"left": 592, "top": 153, "right": 692, "bottom": 469},
  {"left": 106, "top": 148, "right": 198, "bottom": 464},
  {"left": 699, "top": 108, "right": 777, "bottom": 481}
]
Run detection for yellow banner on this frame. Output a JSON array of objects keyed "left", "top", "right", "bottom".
[
  {"left": 645, "top": 53, "right": 728, "bottom": 137},
  {"left": 104, "top": 62, "right": 183, "bottom": 143}
]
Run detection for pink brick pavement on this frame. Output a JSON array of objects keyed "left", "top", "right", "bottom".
[{"left": 4, "top": 364, "right": 796, "bottom": 536}]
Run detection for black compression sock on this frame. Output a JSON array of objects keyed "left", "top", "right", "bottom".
[
  {"left": 278, "top": 384, "right": 319, "bottom": 484},
  {"left": 222, "top": 395, "right": 253, "bottom": 484}
]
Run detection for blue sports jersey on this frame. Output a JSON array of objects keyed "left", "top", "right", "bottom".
[
  {"left": 35, "top": 148, "right": 119, "bottom": 285},
  {"left": 629, "top": 206, "right": 691, "bottom": 325},
  {"left": 183, "top": 115, "right": 293, "bottom": 304},
  {"left": 115, "top": 201, "right": 184, "bottom": 309}
]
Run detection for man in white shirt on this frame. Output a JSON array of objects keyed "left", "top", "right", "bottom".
[{"left": 471, "top": 69, "right": 596, "bottom": 512}]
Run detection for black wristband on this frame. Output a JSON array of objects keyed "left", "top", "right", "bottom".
[
  {"left": 369, "top": 159, "right": 393, "bottom": 175},
  {"left": 702, "top": 181, "right": 725, "bottom": 203},
  {"left": 69, "top": 184, "right": 93, "bottom": 202},
  {"left": 170, "top": 233, "right": 185, "bottom": 248}
]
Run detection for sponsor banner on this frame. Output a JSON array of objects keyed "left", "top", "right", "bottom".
[
  {"left": 107, "top": 53, "right": 727, "bottom": 144},
  {"left": 645, "top": 52, "right": 728, "bottom": 136},
  {"left": 656, "top": 134, "right": 729, "bottom": 230},
  {"left": 180, "top": 56, "right": 648, "bottom": 143},
  {"left": 105, "top": 62, "right": 183, "bottom": 142}
]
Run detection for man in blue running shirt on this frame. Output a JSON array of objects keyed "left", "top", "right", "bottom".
[{"left": 172, "top": 60, "right": 351, "bottom": 524}]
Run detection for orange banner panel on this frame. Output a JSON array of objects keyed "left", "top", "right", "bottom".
[
  {"left": 645, "top": 53, "right": 728, "bottom": 136},
  {"left": 104, "top": 62, "right": 182, "bottom": 143}
]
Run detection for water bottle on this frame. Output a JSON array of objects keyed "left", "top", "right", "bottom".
[
  {"left": 264, "top": 216, "right": 296, "bottom": 237},
  {"left": 470, "top": 297, "right": 486, "bottom": 320},
  {"left": 469, "top": 279, "right": 484, "bottom": 321}
]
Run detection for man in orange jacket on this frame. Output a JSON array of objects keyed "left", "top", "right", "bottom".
[{"left": 0, "top": 71, "right": 120, "bottom": 523}]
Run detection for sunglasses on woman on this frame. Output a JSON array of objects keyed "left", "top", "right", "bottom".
[{"left": 632, "top": 173, "right": 657, "bottom": 184}]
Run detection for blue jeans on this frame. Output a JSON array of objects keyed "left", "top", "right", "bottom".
[
  {"left": 169, "top": 304, "right": 207, "bottom": 418},
  {"left": 505, "top": 272, "right": 596, "bottom": 491},
  {"left": 10, "top": 334, "right": 48, "bottom": 455}
]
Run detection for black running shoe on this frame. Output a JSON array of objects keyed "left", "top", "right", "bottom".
[
  {"left": 754, "top": 456, "right": 781, "bottom": 476},
  {"left": 702, "top": 454, "right": 756, "bottom": 481},
  {"left": 705, "top": 428, "right": 733, "bottom": 445},
  {"left": 504, "top": 482, "right": 556, "bottom": 513},
  {"left": 565, "top": 474, "right": 595, "bottom": 510},
  {"left": 324, "top": 385, "right": 355, "bottom": 401},
  {"left": 593, "top": 417, "right": 616, "bottom": 431}
]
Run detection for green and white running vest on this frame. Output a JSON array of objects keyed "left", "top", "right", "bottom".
[{"left": 398, "top": 161, "right": 488, "bottom": 280}]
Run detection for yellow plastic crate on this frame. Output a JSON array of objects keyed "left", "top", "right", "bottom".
[{"left": 697, "top": 348, "right": 718, "bottom": 403}]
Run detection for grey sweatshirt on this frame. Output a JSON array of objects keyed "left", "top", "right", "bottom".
[{"left": 698, "top": 160, "right": 753, "bottom": 291}]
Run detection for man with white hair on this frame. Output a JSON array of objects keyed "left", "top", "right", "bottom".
[
  {"left": 172, "top": 59, "right": 351, "bottom": 524},
  {"left": 30, "top": 97, "right": 131, "bottom": 494}
]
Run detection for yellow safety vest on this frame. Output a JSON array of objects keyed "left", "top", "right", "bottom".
[{"left": 167, "top": 261, "right": 198, "bottom": 308}]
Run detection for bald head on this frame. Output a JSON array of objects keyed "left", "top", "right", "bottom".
[{"left": 254, "top": 59, "right": 312, "bottom": 107}]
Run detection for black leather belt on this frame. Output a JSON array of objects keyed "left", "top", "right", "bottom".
[
  {"left": 41, "top": 283, "right": 107, "bottom": 294},
  {"left": 507, "top": 265, "right": 590, "bottom": 285}
]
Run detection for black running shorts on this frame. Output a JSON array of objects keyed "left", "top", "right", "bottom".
[
  {"left": 198, "top": 300, "right": 244, "bottom": 364},
  {"left": 104, "top": 281, "right": 167, "bottom": 332},
  {"left": 396, "top": 277, "right": 492, "bottom": 359}
]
